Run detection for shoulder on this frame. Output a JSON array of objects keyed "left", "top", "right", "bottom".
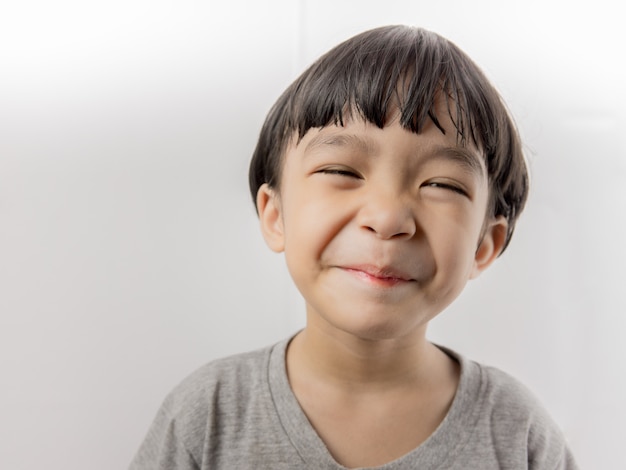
[
  {"left": 130, "top": 341, "right": 291, "bottom": 469},
  {"left": 477, "top": 362, "right": 545, "bottom": 415},
  {"left": 174, "top": 345, "right": 272, "bottom": 396},
  {"left": 440, "top": 346, "right": 547, "bottom": 420},
  {"left": 156, "top": 343, "right": 277, "bottom": 452},
  {"left": 163, "top": 343, "right": 274, "bottom": 417},
  {"left": 458, "top": 354, "right": 578, "bottom": 469}
]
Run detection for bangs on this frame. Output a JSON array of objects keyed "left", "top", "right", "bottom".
[{"left": 285, "top": 26, "right": 496, "bottom": 152}]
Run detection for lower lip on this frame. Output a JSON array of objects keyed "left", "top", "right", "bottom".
[{"left": 341, "top": 268, "right": 410, "bottom": 287}]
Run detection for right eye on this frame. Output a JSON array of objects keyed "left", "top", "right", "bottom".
[{"left": 317, "top": 167, "right": 361, "bottom": 178}]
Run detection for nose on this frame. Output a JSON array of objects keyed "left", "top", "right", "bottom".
[{"left": 357, "top": 190, "right": 417, "bottom": 240}]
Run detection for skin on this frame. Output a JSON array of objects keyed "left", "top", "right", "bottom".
[{"left": 256, "top": 104, "right": 507, "bottom": 468}]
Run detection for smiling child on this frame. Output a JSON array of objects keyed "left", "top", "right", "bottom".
[{"left": 130, "top": 25, "right": 578, "bottom": 469}]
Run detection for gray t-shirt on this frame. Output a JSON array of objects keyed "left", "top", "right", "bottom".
[{"left": 129, "top": 338, "right": 578, "bottom": 469}]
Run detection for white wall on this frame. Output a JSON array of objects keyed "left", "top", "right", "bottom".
[{"left": 0, "top": 1, "right": 623, "bottom": 468}]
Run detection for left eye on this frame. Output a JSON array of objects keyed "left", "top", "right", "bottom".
[{"left": 424, "top": 181, "right": 468, "bottom": 197}]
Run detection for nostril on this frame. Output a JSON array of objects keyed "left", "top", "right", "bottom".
[
  {"left": 362, "top": 223, "right": 416, "bottom": 240},
  {"left": 357, "top": 196, "right": 417, "bottom": 240}
]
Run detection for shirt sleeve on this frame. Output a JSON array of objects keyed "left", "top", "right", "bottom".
[
  {"left": 558, "top": 449, "right": 580, "bottom": 470},
  {"left": 129, "top": 400, "right": 199, "bottom": 470},
  {"left": 526, "top": 413, "right": 580, "bottom": 470}
]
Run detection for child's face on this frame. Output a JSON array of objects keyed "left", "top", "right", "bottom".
[{"left": 257, "top": 104, "right": 507, "bottom": 342}]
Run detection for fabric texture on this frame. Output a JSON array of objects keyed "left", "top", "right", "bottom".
[{"left": 129, "top": 337, "right": 578, "bottom": 469}]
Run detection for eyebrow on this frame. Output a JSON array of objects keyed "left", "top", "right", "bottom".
[
  {"left": 303, "top": 133, "right": 375, "bottom": 156},
  {"left": 431, "top": 146, "right": 486, "bottom": 179},
  {"left": 303, "top": 132, "right": 486, "bottom": 178}
]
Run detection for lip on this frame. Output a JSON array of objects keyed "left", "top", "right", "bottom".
[{"left": 339, "top": 264, "right": 415, "bottom": 285}]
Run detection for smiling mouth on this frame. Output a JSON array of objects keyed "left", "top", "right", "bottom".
[{"left": 340, "top": 265, "right": 414, "bottom": 285}]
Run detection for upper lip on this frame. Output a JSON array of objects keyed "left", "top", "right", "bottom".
[{"left": 341, "top": 264, "right": 415, "bottom": 281}]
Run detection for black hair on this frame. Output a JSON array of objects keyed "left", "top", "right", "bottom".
[{"left": 248, "top": 25, "right": 528, "bottom": 252}]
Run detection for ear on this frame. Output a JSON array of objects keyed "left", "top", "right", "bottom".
[
  {"left": 256, "top": 183, "right": 285, "bottom": 253},
  {"left": 470, "top": 216, "right": 508, "bottom": 279}
]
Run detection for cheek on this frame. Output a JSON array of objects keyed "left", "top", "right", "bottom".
[
  {"left": 283, "top": 192, "right": 349, "bottom": 250},
  {"left": 432, "top": 215, "right": 483, "bottom": 272}
]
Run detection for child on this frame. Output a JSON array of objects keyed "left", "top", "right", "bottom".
[{"left": 130, "top": 25, "right": 578, "bottom": 469}]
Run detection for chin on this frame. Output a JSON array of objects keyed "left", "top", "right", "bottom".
[{"left": 334, "top": 313, "right": 427, "bottom": 343}]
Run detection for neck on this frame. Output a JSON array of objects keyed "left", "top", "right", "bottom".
[{"left": 287, "top": 322, "right": 448, "bottom": 392}]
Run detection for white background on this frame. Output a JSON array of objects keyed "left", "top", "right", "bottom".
[{"left": 1, "top": 1, "right": 624, "bottom": 468}]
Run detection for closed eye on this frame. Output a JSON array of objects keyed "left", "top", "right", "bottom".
[
  {"left": 423, "top": 181, "right": 469, "bottom": 197},
  {"left": 317, "top": 168, "right": 361, "bottom": 178}
]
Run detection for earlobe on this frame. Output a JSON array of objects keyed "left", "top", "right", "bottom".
[
  {"left": 256, "top": 184, "right": 285, "bottom": 253},
  {"left": 470, "top": 216, "right": 508, "bottom": 279}
]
